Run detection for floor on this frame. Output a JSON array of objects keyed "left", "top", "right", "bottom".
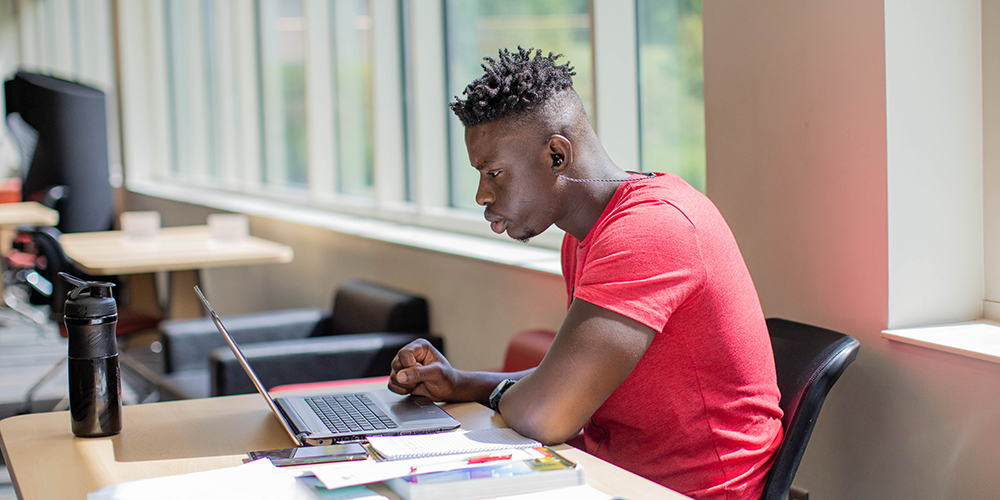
[
  {"left": 0, "top": 308, "right": 62, "bottom": 500},
  {"left": 0, "top": 466, "right": 12, "bottom": 500}
]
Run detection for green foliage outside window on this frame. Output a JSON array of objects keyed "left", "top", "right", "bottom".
[{"left": 638, "top": 0, "right": 705, "bottom": 192}]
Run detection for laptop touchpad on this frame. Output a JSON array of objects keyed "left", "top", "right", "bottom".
[{"left": 389, "top": 397, "right": 447, "bottom": 420}]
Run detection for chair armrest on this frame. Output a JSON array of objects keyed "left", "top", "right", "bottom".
[
  {"left": 160, "top": 308, "right": 325, "bottom": 373},
  {"left": 208, "top": 333, "right": 444, "bottom": 396}
]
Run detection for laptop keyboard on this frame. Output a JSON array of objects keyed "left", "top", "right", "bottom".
[{"left": 306, "top": 394, "right": 400, "bottom": 434}]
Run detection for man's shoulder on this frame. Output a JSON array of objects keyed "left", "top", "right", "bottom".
[{"left": 619, "top": 173, "right": 711, "bottom": 211}]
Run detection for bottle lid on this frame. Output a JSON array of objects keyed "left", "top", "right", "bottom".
[{"left": 60, "top": 272, "right": 117, "bottom": 319}]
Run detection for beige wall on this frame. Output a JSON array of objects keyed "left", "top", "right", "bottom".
[{"left": 705, "top": 1, "right": 1000, "bottom": 498}]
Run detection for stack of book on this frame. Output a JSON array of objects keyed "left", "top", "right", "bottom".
[
  {"left": 310, "top": 428, "right": 587, "bottom": 499},
  {"left": 384, "top": 446, "right": 584, "bottom": 500}
]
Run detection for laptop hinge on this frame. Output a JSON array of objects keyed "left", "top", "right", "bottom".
[{"left": 275, "top": 398, "right": 311, "bottom": 445}]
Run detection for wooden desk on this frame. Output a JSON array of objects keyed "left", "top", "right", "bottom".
[
  {"left": 59, "top": 225, "right": 293, "bottom": 275},
  {"left": 0, "top": 382, "right": 689, "bottom": 499}
]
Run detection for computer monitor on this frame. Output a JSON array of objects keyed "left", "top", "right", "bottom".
[{"left": 4, "top": 71, "right": 114, "bottom": 233}]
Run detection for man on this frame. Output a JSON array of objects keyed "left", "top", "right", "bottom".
[{"left": 388, "top": 47, "right": 783, "bottom": 500}]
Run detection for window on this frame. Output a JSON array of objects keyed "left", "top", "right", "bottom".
[
  {"left": 637, "top": 0, "right": 705, "bottom": 191},
  {"left": 114, "top": 1, "right": 705, "bottom": 252},
  {"left": 329, "top": 0, "right": 374, "bottom": 198},
  {"left": 258, "top": 0, "right": 308, "bottom": 188},
  {"left": 164, "top": 0, "right": 215, "bottom": 180},
  {"left": 443, "top": 0, "right": 593, "bottom": 210}
]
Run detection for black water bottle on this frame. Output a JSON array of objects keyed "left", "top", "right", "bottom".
[{"left": 60, "top": 272, "right": 122, "bottom": 437}]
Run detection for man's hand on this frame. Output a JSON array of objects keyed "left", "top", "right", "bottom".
[{"left": 388, "top": 339, "right": 462, "bottom": 401}]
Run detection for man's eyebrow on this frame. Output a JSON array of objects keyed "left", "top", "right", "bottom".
[{"left": 472, "top": 161, "right": 491, "bottom": 171}]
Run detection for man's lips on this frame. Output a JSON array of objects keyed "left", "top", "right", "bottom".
[{"left": 484, "top": 212, "right": 507, "bottom": 235}]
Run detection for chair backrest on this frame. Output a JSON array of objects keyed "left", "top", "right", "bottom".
[
  {"left": 29, "top": 226, "right": 79, "bottom": 318},
  {"left": 760, "top": 318, "right": 860, "bottom": 500},
  {"left": 6, "top": 112, "right": 39, "bottom": 176},
  {"left": 502, "top": 329, "right": 556, "bottom": 372},
  {"left": 4, "top": 71, "right": 114, "bottom": 233},
  {"left": 310, "top": 279, "right": 429, "bottom": 336}
]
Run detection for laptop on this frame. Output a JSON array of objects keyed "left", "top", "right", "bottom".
[{"left": 193, "top": 286, "right": 461, "bottom": 446}]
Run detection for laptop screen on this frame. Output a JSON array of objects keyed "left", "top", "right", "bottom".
[{"left": 193, "top": 285, "right": 304, "bottom": 446}]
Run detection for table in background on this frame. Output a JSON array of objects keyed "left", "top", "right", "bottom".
[
  {"left": 0, "top": 381, "right": 690, "bottom": 500},
  {"left": 59, "top": 225, "right": 294, "bottom": 317},
  {"left": 0, "top": 202, "right": 58, "bottom": 228}
]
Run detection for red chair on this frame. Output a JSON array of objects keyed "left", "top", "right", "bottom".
[{"left": 499, "top": 329, "right": 556, "bottom": 372}]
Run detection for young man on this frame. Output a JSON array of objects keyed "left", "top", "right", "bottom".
[{"left": 388, "top": 47, "right": 783, "bottom": 500}]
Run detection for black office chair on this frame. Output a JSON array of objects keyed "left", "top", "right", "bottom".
[
  {"left": 760, "top": 318, "right": 860, "bottom": 500},
  {"left": 3, "top": 71, "right": 117, "bottom": 324},
  {"left": 4, "top": 71, "right": 115, "bottom": 234},
  {"left": 27, "top": 226, "right": 161, "bottom": 331}
]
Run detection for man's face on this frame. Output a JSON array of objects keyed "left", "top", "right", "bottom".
[{"left": 465, "top": 120, "right": 561, "bottom": 243}]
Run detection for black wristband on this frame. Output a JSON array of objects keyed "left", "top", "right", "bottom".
[{"left": 488, "top": 379, "right": 517, "bottom": 413}]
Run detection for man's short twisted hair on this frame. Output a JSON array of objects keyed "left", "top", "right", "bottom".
[{"left": 450, "top": 47, "right": 576, "bottom": 127}]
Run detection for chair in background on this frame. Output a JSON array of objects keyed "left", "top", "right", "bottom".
[
  {"left": 2, "top": 71, "right": 118, "bottom": 326},
  {"left": 4, "top": 71, "right": 115, "bottom": 234},
  {"left": 761, "top": 318, "right": 860, "bottom": 500},
  {"left": 157, "top": 279, "right": 439, "bottom": 399},
  {"left": 500, "top": 329, "right": 556, "bottom": 372},
  {"left": 26, "top": 227, "right": 161, "bottom": 331}
]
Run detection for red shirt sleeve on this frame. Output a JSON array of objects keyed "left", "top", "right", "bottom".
[{"left": 567, "top": 199, "right": 706, "bottom": 333}]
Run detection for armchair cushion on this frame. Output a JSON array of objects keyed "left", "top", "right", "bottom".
[{"left": 160, "top": 308, "right": 325, "bottom": 373}]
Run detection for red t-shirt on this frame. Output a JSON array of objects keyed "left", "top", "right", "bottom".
[{"left": 561, "top": 173, "right": 783, "bottom": 500}]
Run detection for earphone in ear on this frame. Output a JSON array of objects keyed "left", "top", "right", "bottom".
[{"left": 552, "top": 154, "right": 564, "bottom": 167}]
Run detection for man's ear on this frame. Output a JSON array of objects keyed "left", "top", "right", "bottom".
[{"left": 548, "top": 134, "right": 572, "bottom": 174}]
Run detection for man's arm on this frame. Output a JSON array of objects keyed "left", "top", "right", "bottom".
[
  {"left": 497, "top": 298, "right": 655, "bottom": 444},
  {"left": 389, "top": 298, "right": 656, "bottom": 445}
]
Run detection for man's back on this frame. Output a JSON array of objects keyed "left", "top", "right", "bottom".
[{"left": 561, "top": 173, "right": 783, "bottom": 499}]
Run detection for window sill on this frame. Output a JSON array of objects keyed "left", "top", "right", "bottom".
[
  {"left": 126, "top": 179, "right": 562, "bottom": 276},
  {"left": 882, "top": 321, "right": 1000, "bottom": 365}
]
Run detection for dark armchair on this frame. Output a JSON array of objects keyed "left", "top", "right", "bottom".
[{"left": 158, "top": 279, "right": 441, "bottom": 399}]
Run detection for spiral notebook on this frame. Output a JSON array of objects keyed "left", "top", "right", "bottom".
[{"left": 367, "top": 428, "right": 541, "bottom": 460}]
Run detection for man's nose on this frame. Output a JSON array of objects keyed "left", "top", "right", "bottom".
[{"left": 475, "top": 177, "right": 494, "bottom": 206}]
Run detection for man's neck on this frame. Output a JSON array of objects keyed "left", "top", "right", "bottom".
[{"left": 556, "top": 156, "right": 628, "bottom": 242}]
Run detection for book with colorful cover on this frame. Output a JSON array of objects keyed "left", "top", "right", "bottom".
[{"left": 384, "top": 447, "right": 584, "bottom": 500}]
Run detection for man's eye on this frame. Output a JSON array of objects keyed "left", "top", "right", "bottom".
[{"left": 487, "top": 171, "right": 500, "bottom": 178}]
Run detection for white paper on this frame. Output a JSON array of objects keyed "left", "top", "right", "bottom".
[
  {"left": 309, "top": 459, "right": 416, "bottom": 491},
  {"left": 306, "top": 483, "right": 389, "bottom": 500},
  {"left": 366, "top": 428, "right": 541, "bottom": 460},
  {"left": 493, "top": 484, "right": 612, "bottom": 500},
  {"left": 87, "top": 458, "right": 316, "bottom": 500}
]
